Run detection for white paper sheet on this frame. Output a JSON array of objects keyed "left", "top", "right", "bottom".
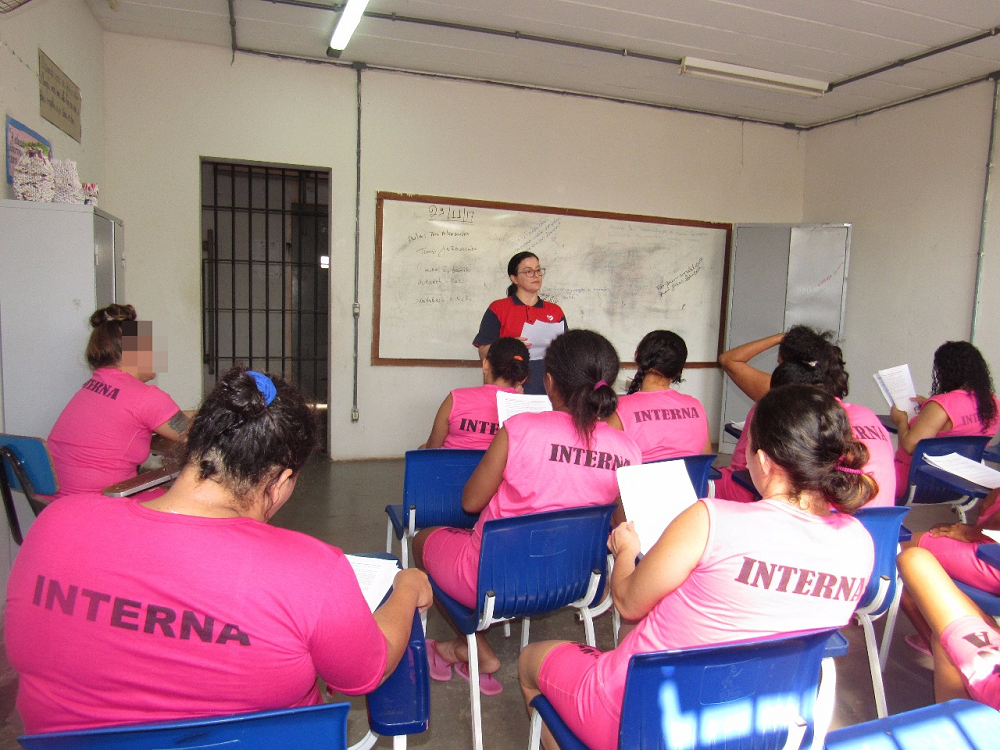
[
  {"left": 496, "top": 391, "right": 552, "bottom": 426},
  {"left": 345, "top": 554, "right": 400, "bottom": 612},
  {"left": 923, "top": 453, "right": 1000, "bottom": 490},
  {"left": 729, "top": 420, "right": 746, "bottom": 431},
  {"left": 874, "top": 364, "right": 919, "bottom": 419},
  {"left": 982, "top": 530, "right": 1000, "bottom": 544},
  {"left": 521, "top": 320, "right": 565, "bottom": 361},
  {"left": 616, "top": 460, "right": 698, "bottom": 555}
]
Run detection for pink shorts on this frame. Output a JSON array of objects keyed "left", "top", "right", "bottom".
[
  {"left": 712, "top": 467, "right": 755, "bottom": 503},
  {"left": 918, "top": 535, "right": 1000, "bottom": 594},
  {"left": 940, "top": 615, "right": 1000, "bottom": 709},
  {"left": 538, "top": 643, "right": 619, "bottom": 750},
  {"left": 421, "top": 527, "right": 479, "bottom": 609}
]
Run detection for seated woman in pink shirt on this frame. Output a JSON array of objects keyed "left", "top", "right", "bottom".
[
  {"left": 5, "top": 367, "right": 432, "bottom": 734},
  {"left": 519, "top": 384, "right": 876, "bottom": 750},
  {"left": 899, "top": 487, "right": 1000, "bottom": 656},
  {"left": 898, "top": 545, "right": 1000, "bottom": 711},
  {"left": 413, "top": 330, "right": 641, "bottom": 695},
  {"left": 615, "top": 330, "right": 710, "bottom": 462},
  {"left": 45, "top": 304, "right": 191, "bottom": 500},
  {"left": 890, "top": 341, "right": 1000, "bottom": 498},
  {"left": 423, "top": 337, "right": 530, "bottom": 449}
]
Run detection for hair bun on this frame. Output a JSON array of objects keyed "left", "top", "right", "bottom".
[{"left": 90, "top": 303, "right": 137, "bottom": 328}]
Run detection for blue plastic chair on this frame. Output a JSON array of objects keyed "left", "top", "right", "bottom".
[
  {"left": 900, "top": 436, "right": 991, "bottom": 522},
  {"left": 384, "top": 449, "right": 484, "bottom": 568},
  {"left": 18, "top": 609, "right": 430, "bottom": 750},
  {"left": 0, "top": 434, "right": 59, "bottom": 544},
  {"left": 850, "top": 506, "right": 910, "bottom": 718},
  {"left": 732, "top": 467, "right": 762, "bottom": 499},
  {"left": 529, "top": 628, "right": 841, "bottom": 750},
  {"left": 429, "top": 503, "right": 616, "bottom": 750},
  {"left": 824, "top": 698, "right": 1000, "bottom": 750}
]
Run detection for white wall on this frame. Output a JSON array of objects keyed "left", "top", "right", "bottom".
[
  {"left": 803, "top": 83, "right": 994, "bottom": 407},
  {"left": 102, "top": 35, "right": 807, "bottom": 458}
]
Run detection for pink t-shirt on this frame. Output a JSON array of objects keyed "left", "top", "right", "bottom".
[
  {"left": 425, "top": 411, "right": 641, "bottom": 605},
  {"left": 46, "top": 368, "right": 180, "bottom": 499},
  {"left": 894, "top": 390, "right": 1000, "bottom": 495},
  {"left": 442, "top": 384, "right": 516, "bottom": 450},
  {"left": 5, "top": 494, "right": 387, "bottom": 734},
  {"left": 713, "top": 406, "right": 756, "bottom": 503},
  {"left": 840, "top": 400, "right": 896, "bottom": 507},
  {"left": 592, "top": 497, "right": 873, "bottom": 713},
  {"left": 615, "top": 389, "right": 709, "bottom": 462}
]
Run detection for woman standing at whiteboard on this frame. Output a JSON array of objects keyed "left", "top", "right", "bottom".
[{"left": 473, "top": 252, "right": 567, "bottom": 395}]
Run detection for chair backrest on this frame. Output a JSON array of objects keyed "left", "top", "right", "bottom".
[
  {"left": 18, "top": 702, "right": 350, "bottom": 749},
  {"left": 852, "top": 506, "right": 910, "bottom": 616},
  {"left": 402, "top": 449, "right": 484, "bottom": 529},
  {"left": 0, "top": 434, "right": 58, "bottom": 497},
  {"left": 619, "top": 629, "right": 837, "bottom": 750},
  {"left": 908, "top": 436, "right": 990, "bottom": 505},
  {"left": 477, "top": 504, "right": 616, "bottom": 620},
  {"left": 681, "top": 453, "right": 716, "bottom": 497}
]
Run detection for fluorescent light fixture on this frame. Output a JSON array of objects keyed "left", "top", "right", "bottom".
[
  {"left": 680, "top": 56, "right": 828, "bottom": 97},
  {"left": 328, "top": 0, "right": 371, "bottom": 53}
]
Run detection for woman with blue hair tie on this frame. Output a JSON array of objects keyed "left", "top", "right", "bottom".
[{"left": 6, "top": 366, "right": 432, "bottom": 734}]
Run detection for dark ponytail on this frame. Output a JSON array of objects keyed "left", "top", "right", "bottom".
[
  {"left": 486, "top": 337, "right": 530, "bottom": 386},
  {"left": 627, "top": 330, "right": 687, "bottom": 395},
  {"left": 506, "top": 251, "right": 538, "bottom": 297},
  {"left": 182, "top": 366, "right": 316, "bottom": 509},
  {"left": 749, "top": 384, "right": 876, "bottom": 512},
  {"left": 86, "top": 303, "right": 137, "bottom": 369},
  {"left": 544, "top": 330, "right": 620, "bottom": 445}
]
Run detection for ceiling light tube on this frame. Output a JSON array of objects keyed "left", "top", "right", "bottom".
[
  {"left": 680, "top": 56, "right": 828, "bottom": 97},
  {"left": 328, "top": 0, "right": 371, "bottom": 53}
]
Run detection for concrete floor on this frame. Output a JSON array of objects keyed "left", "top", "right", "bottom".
[{"left": 0, "top": 454, "right": 962, "bottom": 748}]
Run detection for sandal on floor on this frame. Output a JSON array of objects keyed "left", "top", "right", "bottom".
[
  {"left": 454, "top": 662, "right": 504, "bottom": 696},
  {"left": 905, "top": 633, "right": 932, "bottom": 657},
  {"left": 426, "top": 639, "right": 455, "bottom": 681}
]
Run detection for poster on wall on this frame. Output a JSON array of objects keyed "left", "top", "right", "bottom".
[
  {"left": 5, "top": 116, "right": 52, "bottom": 185},
  {"left": 38, "top": 50, "right": 82, "bottom": 143}
]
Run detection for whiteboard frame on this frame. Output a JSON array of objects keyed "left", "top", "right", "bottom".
[{"left": 373, "top": 192, "right": 733, "bottom": 368}]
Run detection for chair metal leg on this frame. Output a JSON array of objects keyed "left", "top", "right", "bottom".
[
  {"left": 386, "top": 517, "right": 394, "bottom": 555},
  {"left": 528, "top": 708, "right": 543, "bottom": 750},
  {"left": 859, "top": 615, "right": 888, "bottom": 718},
  {"left": 504, "top": 622, "right": 511, "bottom": 638},
  {"left": 579, "top": 607, "right": 596, "bottom": 648},
  {"left": 878, "top": 582, "right": 903, "bottom": 670},
  {"left": 348, "top": 730, "right": 379, "bottom": 750},
  {"left": 521, "top": 617, "right": 531, "bottom": 650},
  {"left": 393, "top": 736, "right": 406, "bottom": 749},
  {"left": 811, "top": 657, "right": 837, "bottom": 750},
  {"left": 612, "top": 606, "right": 621, "bottom": 647},
  {"left": 467, "top": 632, "right": 484, "bottom": 750},
  {"left": 781, "top": 717, "right": 807, "bottom": 750},
  {"left": 400, "top": 534, "right": 410, "bottom": 570}
]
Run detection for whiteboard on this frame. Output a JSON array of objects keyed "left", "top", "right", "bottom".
[{"left": 373, "top": 193, "right": 732, "bottom": 367}]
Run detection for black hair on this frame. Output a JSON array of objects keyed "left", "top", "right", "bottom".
[
  {"left": 182, "top": 366, "right": 316, "bottom": 509},
  {"left": 748, "top": 384, "right": 876, "bottom": 512},
  {"left": 486, "top": 337, "right": 530, "bottom": 386},
  {"left": 544, "top": 329, "right": 620, "bottom": 445},
  {"left": 86, "top": 303, "right": 137, "bottom": 369},
  {"left": 931, "top": 341, "right": 998, "bottom": 427},
  {"left": 627, "top": 330, "right": 687, "bottom": 395},
  {"left": 506, "top": 252, "right": 539, "bottom": 297},
  {"left": 778, "top": 325, "right": 849, "bottom": 398},
  {"left": 770, "top": 360, "right": 822, "bottom": 389}
]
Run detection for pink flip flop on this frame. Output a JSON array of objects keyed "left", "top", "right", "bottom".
[
  {"left": 426, "top": 639, "right": 455, "bottom": 682},
  {"left": 905, "top": 633, "right": 932, "bottom": 657},
  {"left": 454, "top": 662, "right": 504, "bottom": 696}
]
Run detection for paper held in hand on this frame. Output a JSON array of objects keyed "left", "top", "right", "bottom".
[
  {"left": 873, "top": 364, "right": 919, "bottom": 420},
  {"left": 520, "top": 320, "right": 564, "bottom": 361},
  {"left": 496, "top": 391, "right": 552, "bottom": 427},
  {"left": 923, "top": 453, "right": 1000, "bottom": 490},
  {"left": 345, "top": 554, "right": 400, "bottom": 612},
  {"left": 616, "top": 460, "right": 698, "bottom": 555}
]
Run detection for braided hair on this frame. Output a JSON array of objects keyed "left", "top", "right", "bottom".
[
  {"left": 544, "top": 330, "right": 621, "bottom": 445},
  {"left": 626, "top": 330, "right": 687, "bottom": 395}
]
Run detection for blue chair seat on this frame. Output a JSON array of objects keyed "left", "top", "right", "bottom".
[
  {"left": 824, "top": 698, "right": 1000, "bottom": 750},
  {"left": 900, "top": 436, "right": 991, "bottom": 523}
]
